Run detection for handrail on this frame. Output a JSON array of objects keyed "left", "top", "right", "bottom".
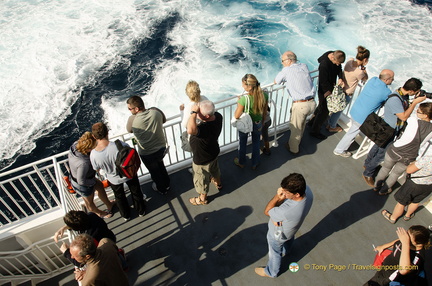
[
  {"left": 0, "top": 73, "right": 330, "bottom": 228},
  {"left": 0, "top": 69, "right": 370, "bottom": 232},
  {"left": 0, "top": 70, "right": 377, "bottom": 285},
  {"left": 0, "top": 237, "right": 70, "bottom": 283}
]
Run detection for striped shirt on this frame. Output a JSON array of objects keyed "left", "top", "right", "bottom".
[{"left": 275, "top": 62, "right": 316, "bottom": 101}]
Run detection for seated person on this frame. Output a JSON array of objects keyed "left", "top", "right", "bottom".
[{"left": 365, "top": 225, "right": 429, "bottom": 286}]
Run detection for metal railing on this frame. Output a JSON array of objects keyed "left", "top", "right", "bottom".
[
  {"left": 0, "top": 70, "right": 370, "bottom": 231},
  {"left": 0, "top": 70, "right": 374, "bottom": 285},
  {"left": 0, "top": 80, "right": 298, "bottom": 228},
  {"left": 0, "top": 237, "right": 70, "bottom": 285}
]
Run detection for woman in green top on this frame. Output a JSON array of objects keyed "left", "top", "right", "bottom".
[{"left": 234, "top": 74, "right": 268, "bottom": 169}]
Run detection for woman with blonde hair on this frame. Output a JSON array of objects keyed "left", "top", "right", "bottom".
[
  {"left": 234, "top": 74, "right": 268, "bottom": 169},
  {"left": 179, "top": 80, "right": 208, "bottom": 128},
  {"left": 68, "top": 132, "right": 115, "bottom": 218}
]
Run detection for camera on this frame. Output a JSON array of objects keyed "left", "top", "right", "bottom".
[{"left": 418, "top": 89, "right": 432, "bottom": 99}]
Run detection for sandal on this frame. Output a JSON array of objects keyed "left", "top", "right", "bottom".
[
  {"left": 189, "top": 197, "right": 208, "bottom": 206},
  {"left": 403, "top": 213, "right": 415, "bottom": 221},
  {"left": 99, "top": 211, "right": 113, "bottom": 219},
  {"left": 234, "top": 157, "right": 245, "bottom": 168},
  {"left": 211, "top": 178, "right": 223, "bottom": 190},
  {"left": 381, "top": 209, "right": 396, "bottom": 224}
]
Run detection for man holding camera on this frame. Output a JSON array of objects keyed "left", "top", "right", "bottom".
[
  {"left": 187, "top": 100, "right": 223, "bottom": 206},
  {"left": 362, "top": 78, "right": 427, "bottom": 187}
]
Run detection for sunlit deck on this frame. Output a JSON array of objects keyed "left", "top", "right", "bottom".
[{"left": 35, "top": 126, "right": 432, "bottom": 286}]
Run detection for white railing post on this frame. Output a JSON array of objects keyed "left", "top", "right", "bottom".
[{"left": 52, "top": 157, "right": 67, "bottom": 217}]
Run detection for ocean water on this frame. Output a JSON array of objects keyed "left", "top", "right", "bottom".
[{"left": 1, "top": 0, "right": 432, "bottom": 171}]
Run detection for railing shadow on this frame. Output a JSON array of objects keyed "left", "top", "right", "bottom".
[{"left": 124, "top": 205, "right": 263, "bottom": 285}]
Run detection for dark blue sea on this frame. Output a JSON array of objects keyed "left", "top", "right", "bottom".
[{"left": 1, "top": 0, "right": 432, "bottom": 171}]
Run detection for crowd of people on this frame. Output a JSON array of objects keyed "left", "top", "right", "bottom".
[{"left": 53, "top": 46, "right": 432, "bottom": 286}]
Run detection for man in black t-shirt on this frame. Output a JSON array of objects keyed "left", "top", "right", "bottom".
[{"left": 187, "top": 100, "right": 223, "bottom": 206}]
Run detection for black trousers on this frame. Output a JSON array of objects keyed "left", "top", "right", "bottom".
[
  {"left": 311, "top": 92, "right": 329, "bottom": 134},
  {"left": 110, "top": 175, "right": 146, "bottom": 218}
]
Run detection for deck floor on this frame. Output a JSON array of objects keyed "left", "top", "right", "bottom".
[{"left": 37, "top": 126, "right": 432, "bottom": 286}]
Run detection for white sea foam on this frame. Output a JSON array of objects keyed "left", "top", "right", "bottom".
[{"left": 1, "top": 0, "right": 432, "bottom": 168}]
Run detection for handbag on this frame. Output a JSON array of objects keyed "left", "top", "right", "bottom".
[
  {"left": 327, "top": 85, "right": 347, "bottom": 113},
  {"left": 180, "top": 131, "right": 192, "bottom": 152},
  {"left": 360, "top": 112, "right": 395, "bottom": 148},
  {"left": 231, "top": 94, "right": 253, "bottom": 133},
  {"left": 359, "top": 94, "right": 405, "bottom": 148}
]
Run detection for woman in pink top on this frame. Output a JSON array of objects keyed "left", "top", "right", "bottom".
[{"left": 327, "top": 46, "right": 370, "bottom": 132}]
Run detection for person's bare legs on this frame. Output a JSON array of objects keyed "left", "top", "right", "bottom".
[
  {"left": 390, "top": 202, "right": 405, "bottom": 221},
  {"left": 94, "top": 179, "right": 115, "bottom": 211},
  {"left": 404, "top": 203, "right": 419, "bottom": 219},
  {"left": 82, "top": 192, "right": 108, "bottom": 217},
  {"left": 199, "top": 193, "right": 207, "bottom": 202}
]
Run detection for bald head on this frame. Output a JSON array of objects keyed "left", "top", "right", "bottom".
[
  {"left": 281, "top": 51, "right": 297, "bottom": 67},
  {"left": 379, "top": 69, "right": 395, "bottom": 85}
]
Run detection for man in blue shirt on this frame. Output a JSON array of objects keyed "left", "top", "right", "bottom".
[
  {"left": 333, "top": 70, "right": 394, "bottom": 157},
  {"left": 255, "top": 173, "right": 313, "bottom": 278},
  {"left": 274, "top": 51, "right": 316, "bottom": 154},
  {"left": 362, "top": 78, "right": 426, "bottom": 188}
]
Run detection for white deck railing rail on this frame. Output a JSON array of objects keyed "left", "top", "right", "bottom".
[{"left": 0, "top": 71, "right": 367, "bottom": 284}]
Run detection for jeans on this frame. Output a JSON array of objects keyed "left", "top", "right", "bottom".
[
  {"left": 333, "top": 119, "right": 361, "bottom": 154},
  {"left": 265, "top": 230, "right": 294, "bottom": 277},
  {"left": 238, "top": 121, "right": 262, "bottom": 167},
  {"left": 363, "top": 144, "right": 388, "bottom": 177},
  {"left": 110, "top": 176, "right": 146, "bottom": 218},
  {"left": 328, "top": 95, "right": 352, "bottom": 128},
  {"left": 140, "top": 147, "right": 170, "bottom": 192}
]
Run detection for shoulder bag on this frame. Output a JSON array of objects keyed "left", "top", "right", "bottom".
[
  {"left": 231, "top": 95, "right": 253, "bottom": 133},
  {"left": 327, "top": 85, "right": 347, "bottom": 113},
  {"left": 359, "top": 94, "right": 403, "bottom": 148}
]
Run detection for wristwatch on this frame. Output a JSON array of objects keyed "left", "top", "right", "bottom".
[{"left": 190, "top": 111, "right": 198, "bottom": 114}]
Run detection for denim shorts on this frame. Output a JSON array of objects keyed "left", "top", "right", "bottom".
[{"left": 70, "top": 178, "right": 95, "bottom": 197}]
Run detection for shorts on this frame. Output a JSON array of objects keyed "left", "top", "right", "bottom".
[
  {"left": 70, "top": 178, "right": 95, "bottom": 198},
  {"left": 192, "top": 158, "right": 221, "bottom": 195},
  {"left": 394, "top": 178, "right": 432, "bottom": 205}
]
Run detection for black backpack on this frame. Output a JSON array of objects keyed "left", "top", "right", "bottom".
[{"left": 114, "top": 140, "right": 141, "bottom": 179}]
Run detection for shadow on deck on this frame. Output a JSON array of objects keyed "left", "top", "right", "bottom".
[{"left": 37, "top": 126, "right": 432, "bottom": 286}]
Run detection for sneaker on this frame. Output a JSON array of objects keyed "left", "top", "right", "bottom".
[
  {"left": 152, "top": 182, "right": 168, "bottom": 195},
  {"left": 333, "top": 150, "right": 352, "bottom": 158},
  {"left": 378, "top": 188, "right": 393, "bottom": 196},
  {"left": 139, "top": 211, "right": 146, "bottom": 217},
  {"left": 188, "top": 168, "right": 193, "bottom": 174},
  {"left": 123, "top": 217, "right": 131, "bottom": 222},
  {"left": 260, "top": 146, "right": 271, "bottom": 155}
]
